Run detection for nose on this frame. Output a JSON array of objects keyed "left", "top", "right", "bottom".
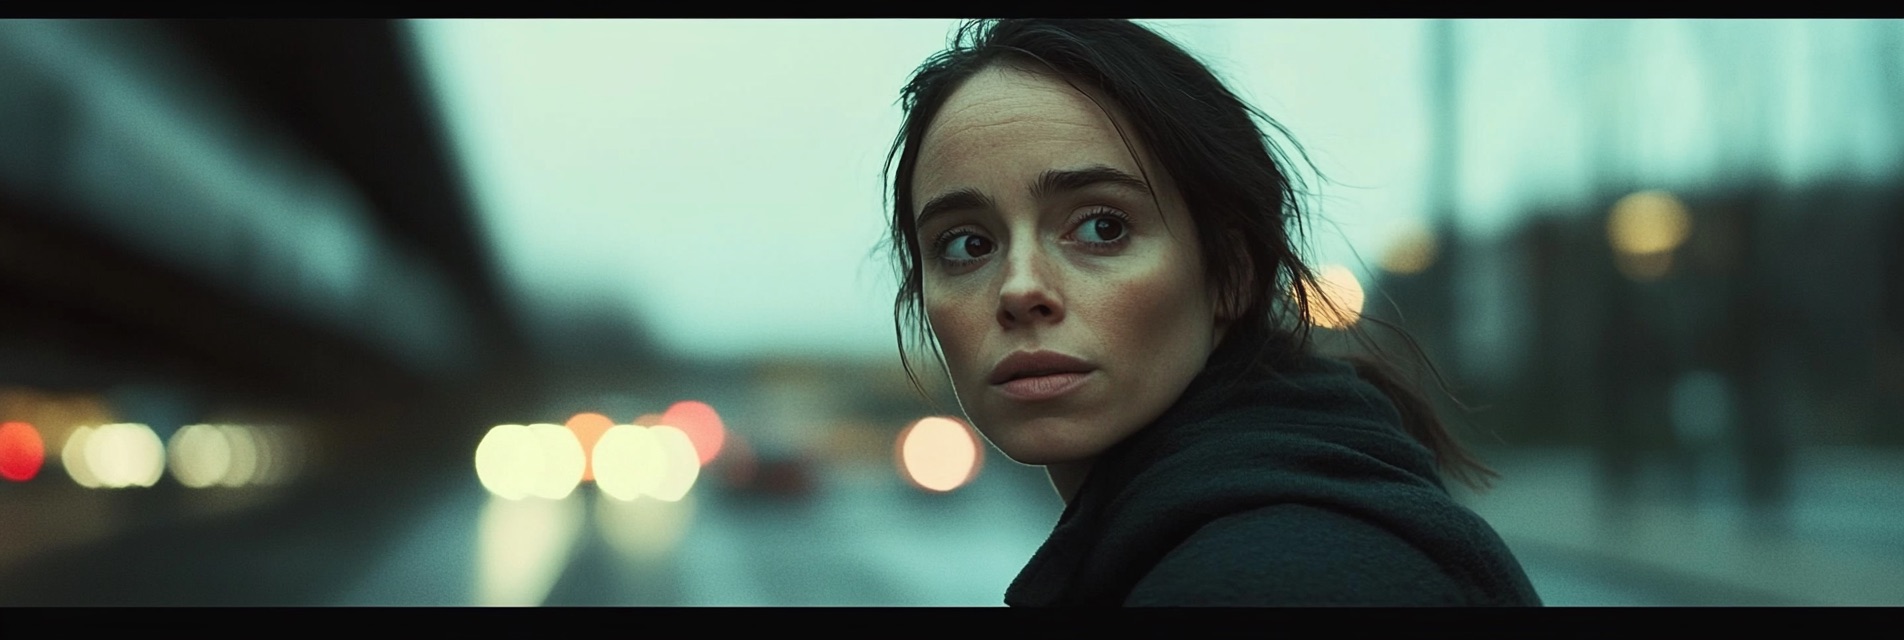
[{"left": 996, "top": 244, "right": 1064, "bottom": 328}]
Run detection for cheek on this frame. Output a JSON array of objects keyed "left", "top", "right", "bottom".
[
  {"left": 924, "top": 291, "right": 985, "bottom": 374},
  {"left": 1095, "top": 260, "right": 1213, "bottom": 353}
]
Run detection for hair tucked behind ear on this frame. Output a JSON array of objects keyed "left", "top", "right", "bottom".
[{"left": 883, "top": 19, "right": 1498, "bottom": 491}]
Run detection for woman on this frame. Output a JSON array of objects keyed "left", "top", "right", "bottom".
[{"left": 883, "top": 19, "right": 1541, "bottom": 606}]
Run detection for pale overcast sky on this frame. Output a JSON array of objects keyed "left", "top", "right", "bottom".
[{"left": 409, "top": 19, "right": 1903, "bottom": 364}]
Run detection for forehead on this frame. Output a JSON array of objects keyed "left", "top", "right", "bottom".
[{"left": 913, "top": 64, "right": 1148, "bottom": 202}]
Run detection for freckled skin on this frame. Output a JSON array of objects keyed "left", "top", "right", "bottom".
[{"left": 913, "top": 63, "right": 1229, "bottom": 499}]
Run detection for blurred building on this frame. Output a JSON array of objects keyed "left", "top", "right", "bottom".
[
  {"left": 1369, "top": 166, "right": 1904, "bottom": 525},
  {"left": 1355, "top": 20, "right": 1904, "bottom": 528},
  {"left": 0, "top": 19, "right": 542, "bottom": 601}
]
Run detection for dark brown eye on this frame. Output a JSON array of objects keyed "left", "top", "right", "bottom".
[
  {"left": 965, "top": 235, "right": 994, "bottom": 257},
  {"left": 1079, "top": 216, "right": 1127, "bottom": 244},
  {"left": 942, "top": 232, "right": 995, "bottom": 262}
]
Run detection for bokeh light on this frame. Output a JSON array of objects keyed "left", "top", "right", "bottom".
[
  {"left": 62, "top": 425, "right": 101, "bottom": 488},
  {"left": 593, "top": 425, "right": 672, "bottom": 502},
  {"left": 1608, "top": 189, "right": 1693, "bottom": 256},
  {"left": 476, "top": 424, "right": 539, "bottom": 500},
  {"left": 564, "top": 412, "right": 614, "bottom": 482},
  {"left": 218, "top": 424, "right": 260, "bottom": 488},
  {"left": 249, "top": 426, "right": 280, "bottom": 486},
  {"left": 476, "top": 423, "right": 587, "bottom": 501},
  {"left": 1299, "top": 264, "right": 1366, "bottom": 330},
  {"left": 253, "top": 426, "right": 288, "bottom": 486},
  {"left": 0, "top": 421, "right": 45, "bottom": 482},
  {"left": 528, "top": 423, "right": 585, "bottom": 500},
  {"left": 660, "top": 400, "right": 725, "bottom": 466},
  {"left": 896, "top": 416, "right": 982, "bottom": 493},
  {"left": 254, "top": 425, "right": 306, "bottom": 486},
  {"left": 168, "top": 424, "right": 306, "bottom": 488},
  {"left": 84, "top": 423, "right": 165, "bottom": 489},
  {"left": 647, "top": 425, "right": 700, "bottom": 502},
  {"left": 1, "top": 389, "right": 118, "bottom": 467},
  {"left": 1380, "top": 224, "right": 1440, "bottom": 275},
  {"left": 168, "top": 424, "right": 232, "bottom": 489}
]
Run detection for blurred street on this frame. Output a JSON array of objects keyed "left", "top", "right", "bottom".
[
  {"left": 1467, "top": 447, "right": 1904, "bottom": 606},
  {"left": 5, "top": 446, "right": 1900, "bottom": 606}
]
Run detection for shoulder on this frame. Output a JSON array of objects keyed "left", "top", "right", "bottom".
[{"left": 1124, "top": 503, "right": 1469, "bottom": 606}]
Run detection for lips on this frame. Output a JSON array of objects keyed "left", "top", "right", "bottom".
[{"left": 988, "top": 350, "right": 1096, "bottom": 387}]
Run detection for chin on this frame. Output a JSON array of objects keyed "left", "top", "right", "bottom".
[{"left": 980, "top": 415, "right": 1116, "bottom": 467}]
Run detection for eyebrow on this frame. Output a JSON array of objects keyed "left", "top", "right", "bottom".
[
  {"left": 1032, "top": 164, "right": 1153, "bottom": 202},
  {"left": 915, "top": 188, "right": 996, "bottom": 232},
  {"left": 915, "top": 164, "right": 1154, "bottom": 230}
]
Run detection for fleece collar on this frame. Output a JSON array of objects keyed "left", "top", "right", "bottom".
[{"left": 1004, "top": 330, "right": 1533, "bottom": 606}]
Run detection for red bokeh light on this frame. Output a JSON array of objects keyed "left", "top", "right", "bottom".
[
  {"left": 565, "top": 412, "right": 614, "bottom": 482},
  {"left": 661, "top": 400, "right": 725, "bottom": 466},
  {"left": 0, "top": 421, "right": 45, "bottom": 482}
]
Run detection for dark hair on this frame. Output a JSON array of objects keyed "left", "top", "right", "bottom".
[{"left": 882, "top": 19, "right": 1496, "bottom": 491}]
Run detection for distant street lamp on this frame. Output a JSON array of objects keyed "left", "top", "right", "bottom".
[{"left": 1608, "top": 189, "right": 1693, "bottom": 281}]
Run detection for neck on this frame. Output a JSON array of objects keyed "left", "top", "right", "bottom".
[{"left": 1045, "top": 460, "right": 1094, "bottom": 505}]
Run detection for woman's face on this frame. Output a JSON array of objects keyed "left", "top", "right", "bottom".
[{"left": 911, "top": 63, "right": 1227, "bottom": 467}]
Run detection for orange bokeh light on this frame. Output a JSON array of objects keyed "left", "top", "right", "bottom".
[
  {"left": 565, "top": 412, "right": 614, "bottom": 482},
  {"left": 1294, "top": 264, "right": 1366, "bottom": 330},
  {"left": 660, "top": 401, "right": 725, "bottom": 466},
  {"left": 896, "top": 416, "right": 982, "bottom": 493},
  {"left": 0, "top": 421, "right": 45, "bottom": 482}
]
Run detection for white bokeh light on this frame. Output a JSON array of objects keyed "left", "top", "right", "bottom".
[
  {"left": 168, "top": 424, "right": 231, "bottom": 488},
  {"left": 85, "top": 423, "right": 164, "bottom": 489},
  {"left": 527, "top": 423, "right": 585, "bottom": 500},
  {"left": 475, "top": 424, "right": 539, "bottom": 500},
  {"left": 218, "top": 424, "right": 259, "bottom": 487},
  {"left": 646, "top": 425, "right": 700, "bottom": 503},
  {"left": 62, "top": 425, "right": 101, "bottom": 489},
  {"left": 592, "top": 424, "right": 667, "bottom": 502}
]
